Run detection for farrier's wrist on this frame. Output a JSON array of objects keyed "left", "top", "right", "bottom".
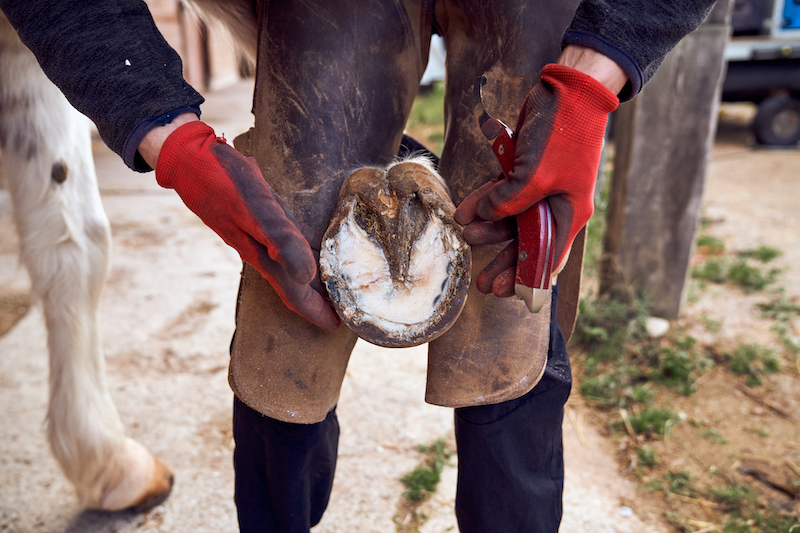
[
  {"left": 556, "top": 44, "right": 628, "bottom": 96},
  {"left": 138, "top": 112, "right": 200, "bottom": 169}
]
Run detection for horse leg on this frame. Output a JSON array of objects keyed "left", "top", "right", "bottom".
[{"left": 0, "top": 12, "right": 173, "bottom": 511}]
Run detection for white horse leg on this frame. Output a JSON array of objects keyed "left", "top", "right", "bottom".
[{"left": 0, "top": 13, "right": 173, "bottom": 511}]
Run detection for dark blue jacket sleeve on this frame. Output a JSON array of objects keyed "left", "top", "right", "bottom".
[
  {"left": 564, "top": 0, "right": 718, "bottom": 100},
  {"left": 0, "top": 0, "right": 204, "bottom": 171}
]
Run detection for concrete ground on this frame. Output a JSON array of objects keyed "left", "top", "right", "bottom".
[{"left": 1, "top": 79, "right": 673, "bottom": 533}]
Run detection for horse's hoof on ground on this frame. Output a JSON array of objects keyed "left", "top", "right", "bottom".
[
  {"left": 96, "top": 438, "right": 175, "bottom": 512},
  {"left": 128, "top": 456, "right": 174, "bottom": 512}
]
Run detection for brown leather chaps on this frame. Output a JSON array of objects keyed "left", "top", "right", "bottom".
[{"left": 230, "top": 0, "right": 583, "bottom": 423}]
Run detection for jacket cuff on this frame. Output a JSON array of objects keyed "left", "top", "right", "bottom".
[
  {"left": 123, "top": 106, "right": 202, "bottom": 172},
  {"left": 562, "top": 30, "right": 642, "bottom": 102}
]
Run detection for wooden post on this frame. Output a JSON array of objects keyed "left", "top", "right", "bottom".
[{"left": 600, "top": 1, "right": 732, "bottom": 318}]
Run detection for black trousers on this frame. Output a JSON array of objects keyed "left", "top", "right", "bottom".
[{"left": 232, "top": 285, "right": 571, "bottom": 533}]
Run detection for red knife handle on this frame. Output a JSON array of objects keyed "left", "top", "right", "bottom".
[
  {"left": 489, "top": 122, "right": 555, "bottom": 291},
  {"left": 515, "top": 200, "right": 555, "bottom": 291},
  {"left": 491, "top": 126, "right": 516, "bottom": 175}
]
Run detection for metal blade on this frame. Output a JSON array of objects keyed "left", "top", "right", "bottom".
[{"left": 472, "top": 76, "right": 504, "bottom": 141}]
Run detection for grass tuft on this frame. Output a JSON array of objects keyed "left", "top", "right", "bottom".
[
  {"left": 627, "top": 406, "right": 680, "bottom": 436},
  {"left": 664, "top": 470, "right": 694, "bottom": 495},
  {"left": 757, "top": 292, "right": 800, "bottom": 322},
  {"left": 728, "top": 344, "right": 780, "bottom": 386},
  {"left": 693, "top": 258, "right": 728, "bottom": 283},
  {"left": 737, "top": 246, "right": 782, "bottom": 263},
  {"left": 635, "top": 444, "right": 658, "bottom": 468},
  {"left": 399, "top": 438, "right": 453, "bottom": 503},
  {"left": 708, "top": 482, "right": 754, "bottom": 508},
  {"left": 696, "top": 234, "right": 726, "bottom": 254},
  {"left": 626, "top": 383, "right": 656, "bottom": 404},
  {"left": 727, "top": 260, "right": 781, "bottom": 292}
]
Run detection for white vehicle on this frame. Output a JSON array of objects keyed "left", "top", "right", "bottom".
[{"left": 723, "top": 0, "right": 800, "bottom": 145}]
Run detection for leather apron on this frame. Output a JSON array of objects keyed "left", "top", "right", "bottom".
[{"left": 230, "top": 0, "right": 584, "bottom": 423}]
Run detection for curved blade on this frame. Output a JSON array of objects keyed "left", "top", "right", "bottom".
[{"left": 472, "top": 75, "right": 505, "bottom": 141}]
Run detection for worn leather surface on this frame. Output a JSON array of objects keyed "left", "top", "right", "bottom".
[
  {"left": 231, "top": 0, "right": 431, "bottom": 423},
  {"left": 231, "top": 263, "right": 359, "bottom": 422},
  {"left": 557, "top": 227, "right": 585, "bottom": 343},
  {"left": 426, "top": 0, "right": 581, "bottom": 407},
  {"left": 232, "top": 0, "right": 585, "bottom": 422}
]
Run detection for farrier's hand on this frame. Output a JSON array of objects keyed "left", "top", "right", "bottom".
[
  {"left": 455, "top": 61, "right": 620, "bottom": 298},
  {"left": 153, "top": 120, "right": 340, "bottom": 331}
]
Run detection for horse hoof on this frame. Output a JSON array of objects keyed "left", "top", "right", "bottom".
[
  {"left": 129, "top": 456, "right": 174, "bottom": 512},
  {"left": 320, "top": 156, "right": 471, "bottom": 347},
  {"left": 96, "top": 438, "right": 175, "bottom": 512}
]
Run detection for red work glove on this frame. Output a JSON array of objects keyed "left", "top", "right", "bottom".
[
  {"left": 155, "top": 121, "right": 340, "bottom": 331},
  {"left": 455, "top": 64, "right": 619, "bottom": 297}
]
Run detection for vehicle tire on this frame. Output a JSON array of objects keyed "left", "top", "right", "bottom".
[{"left": 752, "top": 95, "right": 800, "bottom": 146}]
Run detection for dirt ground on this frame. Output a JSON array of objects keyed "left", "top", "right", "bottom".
[
  {"left": 1, "top": 81, "right": 797, "bottom": 532},
  {"left": 573, "top": 103, "right": 800, "bottom": 531}
]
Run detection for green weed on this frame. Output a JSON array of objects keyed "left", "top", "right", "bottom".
[
  {"left": 662, "top": 470, "right": 695, "bottom": 496},
  {"left": 700, "top": 313, "right": 722, "bottom": 334},
  {"left": 649, "top": 337, "right": 714, "bottom": 396},
  {"left": 758, "top": 292, "right": 800, "bottom": 322},
  {"left": 635, "top": 444, "right": 658, "bottom": 468},
  {"left": 738, "top": 246, "right": 782, "bottom": 263},
  {"left": 400, "top": 468, "right": 440, "bottom": 502},
  {"left": 575, "top": 291, "right": 715, "bottom": 416},
  {"left": 708, "top": 482, "right": 754, "bottom": 509},
  {"left": 721, "top": 515, "right": 754, "bottom": 533},
  {"left": 700, "top": 427, "right": 728, "bottom": 445},
  {"left": 727, "top": 259, "right": 781, "bottom": 292},
  {"left": 758, "top": 292, "right": 800, "bottom": 358},
  {"left": 692, "top": 258, "right": 728, "bottom": 283},
  {"left": 728, "top": 344, "right": 780, "bottom": 386},
  {"left": 696, "top": 234, "right": 726, "bottom": 254},
  {"left": 416, "top": 439, "right": 453, "bottom": 473},
  {"left": 579, "top": 373, "right": 622, "bottom": 403},
  {"left": 751, "top": 510, "right": 800, "bottom": 532},
  {"left": 627, "top": 383, "right": 656, "bottom": 404},
  {"left": 691, "top": 255, "right": 781, "bottom": 293},
  {"left": 399, "top": 438, "right": 453, "bottom": 502},
  {"left": 686, "top": 282, "right": 704, "bottom": 303},
  {"left": 628, "top": 406, "right": 680, "bottom": 436},
  {"left": 574, "top": 292, "right": 650, "bottom": 369},
  {"left": 772, "top": 323, "right": 800, "bottom": 357}
]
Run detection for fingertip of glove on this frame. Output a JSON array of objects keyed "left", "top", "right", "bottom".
[
  {"left": 462, "top": 223, "right": 495, "bottom": 246},
  {"left": 492, "top": 269, "right": 516, "bottom": 298},
  {"left": 475, "top": 271, "right": 495, "bottom": 295},
  {"left": 453, "top": 205, "right": 475, "bottom": 226},
  {"left": 462, "top": 224, "right": 481, "bottom": 244},
  {"left": 319, "top": 314, "right": 342, "bottom": 332},
  {"left": 308, "top": 303, "right": 341, "bottom": 332}
]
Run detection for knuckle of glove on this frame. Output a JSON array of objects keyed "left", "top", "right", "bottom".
[
  {"left": 271, "top": 238, "right": 317, "bottom": 285},
  {"left": 463, "top": 220, "right": 513, "bottom": 245},
  {"left": 454, "top": 194, "right": 480, "bottom": 226}
]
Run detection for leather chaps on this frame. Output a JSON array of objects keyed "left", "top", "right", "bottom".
[{"left": 230, "top": 0, "right": 583, "bottom": 423}]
